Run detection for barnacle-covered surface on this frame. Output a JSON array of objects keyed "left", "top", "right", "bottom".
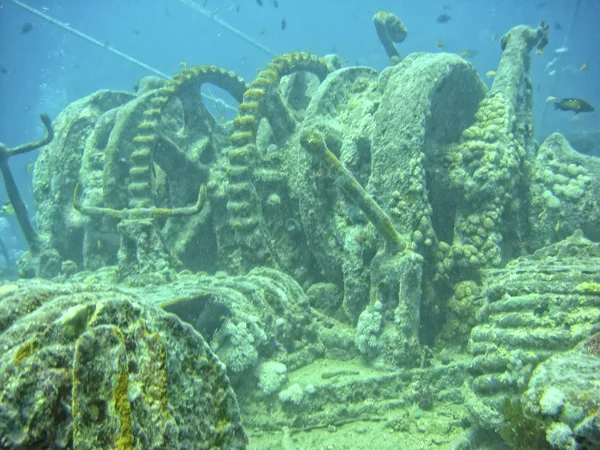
[
  {"left": 32, "top": 90, "right": 135, "bottom": 272},
  {"left": 529, "top": 133, "right": 600, "bottom": 250},
  {"left": 2, "top": 19, "right": 600, "bottom": 450},
  {"left": 0, "top": 280, "right": 246, "bottom": 449},
  {"left": 521, "top": 333, "right": 600, "bottom": 449},
  {"left": 125, "top": 267, "right": 331, "bottom": 375},
  {"left": 466, "top": 231, "right": 600, "bottom": 448}
]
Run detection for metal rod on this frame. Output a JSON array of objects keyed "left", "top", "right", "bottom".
[
  {"left": 0, "top": 114, "right": 53, "bottom": 255},
  {"left": 7, "top": 1, "right": 239, "bottom": 113},
  {"left": 177, "top": 0, "right": 276, "bottom": 57},
  {"left": 8, "top": 0, "right": 171, "bottom": 79}
]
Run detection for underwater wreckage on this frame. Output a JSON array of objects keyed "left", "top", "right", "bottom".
[{"left": 1, "top": 13, "right": 600, "bottom": 450}]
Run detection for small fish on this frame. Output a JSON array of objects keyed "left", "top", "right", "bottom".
[
  {"left": 581, "top": 63, "right": 588, "bottom": 71},
  {"left": 485, "top": 70, "right": 497, "bottom": 79},
  {"left": 133, "top": 29, "right": 141, "bottom": 36},
  {"left": 256, "top": 0, "right": 263, "bottom": 5},
  {"left": 0, "top": 201, "right": 15, "bottom": 215},
  {"left": 436, "top": 40, "right": 445, "bottom": 49},
  {"left": 236, "top": 4, "right": 240, "bottom": 13},
  {"left": 90, "top": 231, "right": 121, "bottom": 249},
  {"left": 554, "top": 98, "right": 595, "bottom": 114},
  {"left": 492, "top": 31, "right": 498, "bottom": 41},
  {"left": 436, "top": 14, "right": 451, "bottom": 23},
  {"left": 554, "top": 46, "right": 568, "bottom": 55},
  {"left": 546, "top": 95, "right": 556, "bottom": 102},
  {"left": 536, "top": 48, "right": 544, "bottom": 56},
  {"left": 554, "top": 21, "right": 562, "bottom": 30},
  {"left": 25, "top": 162, "right": 34, "bottom": 175},
  {"left": 179, "top": 61, "right": 187, "bottom": 70},
  {"left": 271, "top": 0, "right": 279, "bottom": 7},
  {"left": 259, "top": 27, "right": 265, "bottom": 35},
  {"left": 0, "top": 66, "right": 7, "bottom": 75},
  {"left": 21, "top": 23, "right": 33, "bottom": 34},
  {"left": 281, "top": 18, "right": 286, "bottom": 30},
  {"left": 548, "top": 70, "right": 556, "bottom": 76},
  {"left": 459, "top": 49, "right": 477, "bottom": 59},
  {"left": 546, "top": 57, "right": 559, "bottom": 71}
]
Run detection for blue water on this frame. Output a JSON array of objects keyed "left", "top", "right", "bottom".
[{"left": 0, "top": 0, "right": 598, "bottom": 250}]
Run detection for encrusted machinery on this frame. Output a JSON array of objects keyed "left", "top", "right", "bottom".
[
  {"left": 299, "top": 128, "right": 425, "bottom": 368},
  {"left": 529, "top": 133, "right": 600, "bottom": 249},
  {"left": 373, "top": 10, "right": 408, "bottom": 63},
  {"left": 283, "top": 45, "right": 491, "bottom": 371},
  {"left": 127, "top": 65, "right": 247, "bottom": 209},
  {"left": 446, "top": 23, "right": 549, "bottom": 271},
  {"left": 0, "top": 280, "right": 247, "bottom": 449},
  {"left": 29, "top": 53, "right": 341, "bottom": 282},
  {"left": 4, "top": 15, "right": 600, "bottom": 449},
  {"left": 32, "top": 66, "right": 245, "bottom": 278},
  {"left": 33, "top": 90, "right": 135, "bottom": 276},
  {"left": 24, "top": 21, "right": 598, "bottom": 376},
  {"left": 67, "top": 67, "right": 233, "bottom": 284},
  {"left": 223, "top": 52, "right": 334, "bottom": 271},
  {"left": 465, "top": 231, "right": 600, "bottom": 449},
  {"left": 72, "top": 181, "right": 208, "bottom": 285},
  {"left": 99, "top": 66, "right": 247, "bottom": 276},
  {"left": 135, "top": 267, "right": 325, "bottom": 378}
]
